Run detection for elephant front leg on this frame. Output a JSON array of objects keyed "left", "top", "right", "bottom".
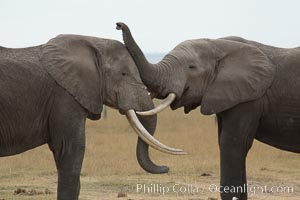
[
  {"left": 217, "top": 101, "right": 262, "bottom": 200},
  {"left": 53, "top": 140, "right": 85, "bottom": 200},
  {"left": 49, "top": 122, "right": 86, "bottom": 200},
  {"left": 48, "top": 90, "right": 87, "bottom": 200},
  {"left": 219, "top": 136, "right": 248, "bottom": 200}
]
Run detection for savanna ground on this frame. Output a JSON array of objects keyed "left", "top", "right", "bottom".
[{"left": 1, "top": 103, "right": 300, "bottom": 200}]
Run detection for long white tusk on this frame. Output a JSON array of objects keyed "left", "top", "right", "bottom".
[
  {"left": 136, "top": 93, "right": 176, "bottom": 116},
  {"left": 126, "top": 109, "right": 186, "bottom": 155}
]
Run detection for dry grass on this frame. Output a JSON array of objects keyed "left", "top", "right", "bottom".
[{"left": 1, "top": 105, "right": 300, "bottom": 199}]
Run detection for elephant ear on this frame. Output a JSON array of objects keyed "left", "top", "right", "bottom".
[
  {"left": 41, "top": 35, "right": 103, "bottom": 119},
  {"left": 201, "top": 39, "right": 275, "bottom": 115}
]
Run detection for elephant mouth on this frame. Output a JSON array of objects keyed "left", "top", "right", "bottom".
[
  {"left": 170, "top": 99, "right": 182, "bottom": 110},
  {"left": 170, "top": 86, "right": 202, "bottom": 113},
  {"left": 170, "top": 85, "right": 190, "bottom": 110},
  {"left": 184, "top": 101, "right": 202, "bottom": 114}
]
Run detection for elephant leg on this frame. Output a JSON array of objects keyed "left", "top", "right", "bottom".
[
  {"left": 48, "top": 88, "right": 87, "bottom": 200},
  {"left": 216, "top": 114, "right": 222, "bottom": 146},
  {"left": 218, "top": 101, "right": 262, "bottom": 200}
]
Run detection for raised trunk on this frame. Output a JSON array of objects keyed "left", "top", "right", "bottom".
[
  {"left": 116, "top": 23, "right": 162, "bottom": 92},
  {"left": 117, "top": 23, "right": 184, "bottom": 98},
  {"left": 137, "top": 115, "right": 169, "bottom": 173}
]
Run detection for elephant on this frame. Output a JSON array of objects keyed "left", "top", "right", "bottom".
[
  {"left": 116, "top": 22, "right": 300, "bottom": 200},
  {"left": 0, "top": 34, "right": 185, "bottom": 200}
]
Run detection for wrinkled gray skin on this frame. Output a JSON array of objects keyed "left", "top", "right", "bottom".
[
  {"left": 0, "top": 34, "right": 168, "bottom": 200},
  {"left": 117, "top": 23, "right": 300, "bottom": 200}
]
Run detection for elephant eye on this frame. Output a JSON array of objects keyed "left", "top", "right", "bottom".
[
  {"left": 189, "top": 65, "right": 196, "bottom": 69},
  {"left": 122, "top": 72, "right": 126, "bottom": 76}
]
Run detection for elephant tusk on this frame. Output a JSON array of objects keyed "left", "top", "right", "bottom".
[
  {"left": 136, "top": 93, "right": 176, "bottom": 116},
  {"left": 126, "top": 109, "right": 186, "bottom": 155}
]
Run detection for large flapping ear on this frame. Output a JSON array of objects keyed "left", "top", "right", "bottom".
[
  {"left": 201, "top": 39, "right": 275, "bottom": 115},
  {"left": 41, "top": 35, "right": 104, "bottom": 118}
]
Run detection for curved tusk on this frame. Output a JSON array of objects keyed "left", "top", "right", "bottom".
[
  {"left": 136, "top": 93, "right": 176, "bottom": 116},
  {"left": 126, "top": 109, "right": 186, "bottom": 155}
]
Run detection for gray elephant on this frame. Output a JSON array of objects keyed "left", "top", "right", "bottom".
[
  {"left": 117, "top": 22, "right": 300, "bottom": 200},
  {"left": 0, "top": 34, "right": 184, "bottom": 200}
]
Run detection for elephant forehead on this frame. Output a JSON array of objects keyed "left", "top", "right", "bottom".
[
  {"left": 171, "top": 39, "right": 214, "bottom": 61},
  {"left": 99, "top": 41, "right": 138, "bottom": 73}
]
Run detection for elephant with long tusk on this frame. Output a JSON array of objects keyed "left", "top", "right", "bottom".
[
  {"left": 117, "top": 22, "right": 300, "bottom": 200},
  {"left": 0, "top": 33, "right": 185, "bottom": 200},
  {"left": 127, "top": 109, "right": 185, "bottom": 154}
]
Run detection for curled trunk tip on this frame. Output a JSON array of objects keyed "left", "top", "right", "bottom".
[{"left": 116, "top": 22, "right": 127, "bottom": 30}]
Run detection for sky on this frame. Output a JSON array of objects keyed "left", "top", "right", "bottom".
[{"left": 0, "top": 0, "right": 300, "bottom": 53}]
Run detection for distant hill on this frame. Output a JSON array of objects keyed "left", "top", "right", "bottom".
[{"left": 145, "top": 53, "right": 165, "bottom": 63}]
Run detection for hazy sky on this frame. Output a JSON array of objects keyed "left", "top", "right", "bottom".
[{"left": 1, "top": 0, "right": 300, "bottom": 52}]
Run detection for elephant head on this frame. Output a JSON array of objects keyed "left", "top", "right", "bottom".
[
  {"left": 41, "top": 34, "right": 185, "bottom": 174},
  {"left": 116, "top": 23, "right": 275, "bottom": 115}
]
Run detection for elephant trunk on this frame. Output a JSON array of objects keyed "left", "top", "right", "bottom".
[
  {"left": 116, "top": 23, "right": 162, "bottom": 92},
  {"left": 116, "top": 23, "right": 169, "bottom": 172},
  {"left": 136, "top": 115, "right": 169, "bottom": 173}
]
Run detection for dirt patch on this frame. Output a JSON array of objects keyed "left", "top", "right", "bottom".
[
  {"left": 117, "top": 191, "right": 127, "bottom": 198},
  {"left": 14, "top": 188, "right": 52, "bottom": 196}
]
